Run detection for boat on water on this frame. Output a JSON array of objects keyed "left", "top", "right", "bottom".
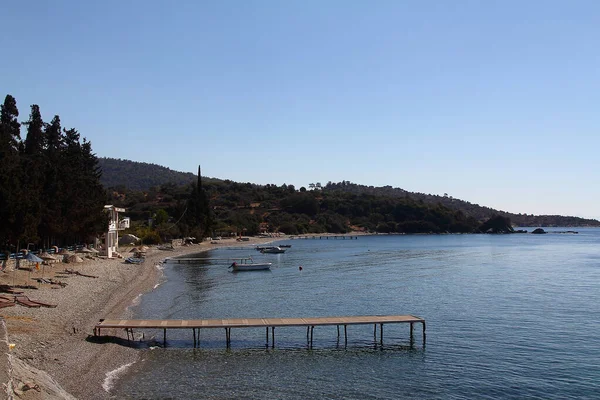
[
  {"left": 229, "top": 258, "right": 272, "bottom": 271},
  {"left": 260, "top": 246, "right": 286, "bottom": 254}
]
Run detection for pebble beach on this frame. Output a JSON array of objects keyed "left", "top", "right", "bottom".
[{"left": 0, "top": 237, "right": 278, "bottom": 399}]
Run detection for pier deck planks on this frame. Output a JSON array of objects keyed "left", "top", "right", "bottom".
[{"left": 96, "top": 315, "right": 424, "bottom": 330}]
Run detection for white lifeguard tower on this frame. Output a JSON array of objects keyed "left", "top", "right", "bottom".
[{"left": 103, "top": 205, "right": 129, "bottom": 258}]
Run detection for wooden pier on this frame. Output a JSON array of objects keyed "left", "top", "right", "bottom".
[
  {"left": 94, "top": 315, "right": 425, "bottom": 348},
  {"left": 290, "top": 235, "right": 358, "bottom": 240},
  {"left": 163, "top": 257, "right": 247, "bottom": 264}
]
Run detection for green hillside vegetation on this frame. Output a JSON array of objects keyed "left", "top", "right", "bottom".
[
  {"left": 100, "top": 159, "right": 600, "bottom": 234},
  {"left": 107, "top": 178, "right": 483, "bottom": 243},
  {"left": 323, "top": 181, "right": 600, "bottom": 227},
  {"left": 98, "top": 158, "right": 199, "bottom": 190}
]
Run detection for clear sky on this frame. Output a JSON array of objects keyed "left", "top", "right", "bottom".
[{"left": 2, "top": 1, "right": 599, "bottom": 219}]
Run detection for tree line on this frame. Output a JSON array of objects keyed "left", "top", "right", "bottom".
[
  {"left": 98, "top": 159, "right": 600, "bottom": 229},
  {"left": 0, "top": 94, "right": 107, "bottom": 251},
  {"left": 107, "top": 178, "right": 489, "bottom": 243}
]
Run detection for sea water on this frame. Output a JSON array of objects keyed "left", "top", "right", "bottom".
[{"left": 111, "top": 229, "right": 600, "bottom": 399}]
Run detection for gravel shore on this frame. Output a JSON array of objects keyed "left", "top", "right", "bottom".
[{"left": 0, "top": 237, "right": 278, "bottom": 399}]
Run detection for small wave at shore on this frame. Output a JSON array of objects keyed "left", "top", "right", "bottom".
[
  {"left": 154, "top": 262, "right": 167, "bottom": 289},
  {"left": 131, "top": 293, "right": 143, "bottom": 307},
  {"left": 103, "top": 361, "right": 134, "bottom": 392}
]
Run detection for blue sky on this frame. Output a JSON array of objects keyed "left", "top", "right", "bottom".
[{"left": 2, "top": 1, "right": 599, "bottom": 219}]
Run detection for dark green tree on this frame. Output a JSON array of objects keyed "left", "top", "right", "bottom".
[
  {"left": 18, "top": 104, "right": 46, "bottom": 243},
  {"left": 0, "top": 95, "right": 22, "bottom": 247},
  {"left": 154, "top": 209, "right": 169, "bottom": 225},
  {"left": 39, "top": 115, "right": 64, "bottom": 246},
  {"left": 184, "top": 165, "right": 213, "bottom": 238},
  {"left": 23, "top": 104, "right": 44, "bottom": 155},
  {"left": 59, "top": 129, "right": 106, "bottom": 243}
]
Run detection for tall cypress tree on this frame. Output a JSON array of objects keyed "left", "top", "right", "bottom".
[
  {"left": 40, "top": 115, "right": 64, "bottom": 246},
  {"left": 0, "top": 95, "right": 21, "bottom": 248},
  {"left": 78, "top": 138, "right": 107, "bottom": 236},
  {"left": 59, "top": 129, "right": 106, "bottom": 243},
  {"left": 184, "top": 165, "right": 212, "bottom": 239},
  {"left": 23, "top": 105, "right": 44, "bottom": 155},
  {"left": 18, "top": 104, "right": 46, "bottom": 243}
]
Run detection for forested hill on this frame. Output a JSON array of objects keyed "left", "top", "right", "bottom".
[
  {"left": 323, "top": 182, "right": 600, "bottom": 227},
  {"left": 98, "top": 158, "right": 600, "bottom": 227},
  {"left": 98, "top": 158, "right": 198, "bottom": 190}
]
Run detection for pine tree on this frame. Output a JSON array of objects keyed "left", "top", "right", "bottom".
[
  {"left": 0, "top": 95, "right": 22, "bottom": 248},
  {"left": 18, "top": 104, "right": 46, "bottom": 243},
  {"left": 40, "top": 115, "right": 64, "bottom": 246},
  {"left": 23, "top": 104, "right": 44, "bottom": 155},
  {"left": 0, "top": 95, "right": 21, "bottom": 155},
  {"left": 59, "top": 129, "right": 106, "bottom": 243}
]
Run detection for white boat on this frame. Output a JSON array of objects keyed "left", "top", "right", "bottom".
[
  {"left": 260, "top": 246, "right": 286, "bottom": 254},
  {"left": 229, "top": 258, "right": 272, "bottom": 271}
]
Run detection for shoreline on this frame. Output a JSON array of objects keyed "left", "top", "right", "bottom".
[{"left": 0, "top": 236, "right": 280, "bottom": 399}]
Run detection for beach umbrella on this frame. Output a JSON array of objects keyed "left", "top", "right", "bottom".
[
  {"left": 76, "top": 247, "right": 93, "bottom": 254},
  {"left": 38, "top": 252, "right": 57, "bottom": 261},
  {"left": 88, "top": 247, "right": 99, "bottom": 254},
  {"left": 23, "top": 252, "right": 43, "bottom": 283},
  {"left": 58, "top": 248, "right": 72, "bottom": 255},
  {"left": 139, "top": 246, "right": 149, "bottom": 252},
  {"left": 38, "top": 252, "right": 57, "bottom": 281},
  {"left": 24, "top": 252, "right": 43, "bottom": 263},
  {"left": 66, "top": 254, "right": 84, "bottom": 263}
]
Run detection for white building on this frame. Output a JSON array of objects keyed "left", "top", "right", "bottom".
[{"left": 102, "top": 205, "right": 129, "bottom": 258}]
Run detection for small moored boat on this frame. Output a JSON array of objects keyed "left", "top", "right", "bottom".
[
  {"left": 260, "top": 246, "right": 286, "bottom": 254},
  {"left": 229, "top": 258, "right": 272, "bottom": 271}
]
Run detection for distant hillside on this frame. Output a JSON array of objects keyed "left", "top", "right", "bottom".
[
  {"left": 323, "top": 181, "right": 600, "bottom": 227},
  {"left": 98, "top": 158, "right": 197, "bottom": 190},
  {"left": 98, "top": 158, "right": 600, "bottom": 227}
]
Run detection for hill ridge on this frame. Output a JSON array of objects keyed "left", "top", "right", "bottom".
[{"left": 98, "top": 157, "right": 600, "bottom": 227}]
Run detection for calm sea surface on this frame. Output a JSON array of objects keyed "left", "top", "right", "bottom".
[{"left": 112, "top": 229, "right": 600, "bottom": 399}]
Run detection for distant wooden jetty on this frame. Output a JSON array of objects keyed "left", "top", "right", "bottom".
[
  {"left": 290, "top": 235, "right": 358, "bottom": 240},
  {"left": 164, "top": 257, "right": 253, "bottom": 264},
  {"left": 94, "top": 315, "right": 425, "bottom": 348}
]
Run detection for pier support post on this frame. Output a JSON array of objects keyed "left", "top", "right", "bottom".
[
  {"left": 267, "top": 327, "right": 270, "bottom": 345},
  {"left": 344, "top": 325, "right": 347, "bottom": 345},
  {"left": 422, "top": 321, "right": 427, "bottom": 346},
  {"left": 271, "top": 327, "right": 275, "bottom": 348},
  {"left": 373, "top": 324, "right": 376, "bottom": 339},
  {"left": 410, "top": 322, "right": 414, "bottom": 341},
  {"left": 379, "top": 324, "right": 383, "bottom": 345},
  {"left": 224, "top": 328, "right": 231, "bottom": 347},
  {"left": 310, "top": 326, "right": 314, "bottom": 347},
  {"left": 337, "top": 325, "right": 340, "bottom": 338},
  {"left": 163, "top": 328, "right": 166, "bottom": 347}
]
